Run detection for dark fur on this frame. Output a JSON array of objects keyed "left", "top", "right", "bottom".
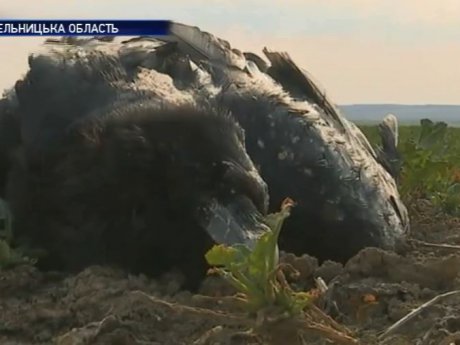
[
  {"left": 1, "top": 48, "right": 268, "bottom": 289},
  {"left": 0, "top": 96, "right": 21, "bottom": 197},
  {"left": 0, "top": 30, "right": 409, "bottom": 285}
]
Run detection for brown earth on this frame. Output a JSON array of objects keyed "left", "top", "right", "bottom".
[{"left": 1, "top": 200, "right": 460, "bottom": 345}]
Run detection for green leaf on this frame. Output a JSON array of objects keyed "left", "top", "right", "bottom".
[
  {"left": 447, "top": 183, "right": 460, "bottom": 195},
  {"left": 205, "top": 244, "right": 241, "bottom": 267},
  {"left": 204, "top": 199, "right": 300, "bottom": 314}
]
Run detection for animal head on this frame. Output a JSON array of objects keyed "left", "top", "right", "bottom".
[{"left": 73, "top": 101, "right": 270, "bottom": 247}]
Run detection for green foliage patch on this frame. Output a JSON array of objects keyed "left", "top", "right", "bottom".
[
  {"left": 360, "top": 119, "right": 460, "bottom": 215},
  {"left": 205, "top": 198, "right": 312, "bottom": 316}
]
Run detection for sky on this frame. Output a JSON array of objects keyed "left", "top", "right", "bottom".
[{"left": 0, "top": 0, "right": 459, "bottom": 105}]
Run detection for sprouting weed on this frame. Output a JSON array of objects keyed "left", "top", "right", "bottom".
[{"left": 205, "top": 198, "right": 313, "bottom": 316}]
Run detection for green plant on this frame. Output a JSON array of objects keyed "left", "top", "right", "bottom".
[
  {"left": 400, "top": 120, "right": 460, "bottom": 213},
  {"left": 205, "top": 199, "right": 358, "bottom": 344},
  {"left": 360, "top": 119, "right": 460, "bottom": 215},
  {"left": 205, "top": 198, "right": 312, "bottom": 316}
]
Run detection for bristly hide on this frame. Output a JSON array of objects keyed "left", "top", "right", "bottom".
[
  {"left": 0, "top": 45, "right": 270, "bottom": 290},
  {"left": 0, "top": 23, "right": 409, "bottom": 283}
]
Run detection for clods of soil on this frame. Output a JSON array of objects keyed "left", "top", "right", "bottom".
[{"left": 1, "top": 201, "right": 460, "bottom": 344}]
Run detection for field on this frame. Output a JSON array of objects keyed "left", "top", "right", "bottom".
[
  {"left": 361, "top": 121, "right": 460, "bottom": 215},
  {"left": 1, "top": 121, "right": 460, "bottom": 345}
]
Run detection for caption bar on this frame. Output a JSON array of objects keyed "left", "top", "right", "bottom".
[{"left": 0, "top": 20, "right": 172, "bottom": 36}]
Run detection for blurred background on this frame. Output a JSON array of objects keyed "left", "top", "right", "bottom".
[{"left": 1, "top": 0, "right": 459, "bottom": 123}]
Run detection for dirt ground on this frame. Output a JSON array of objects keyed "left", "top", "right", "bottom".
[{"left": 1, "top": 200, "right": 460, "bottom": 345}]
